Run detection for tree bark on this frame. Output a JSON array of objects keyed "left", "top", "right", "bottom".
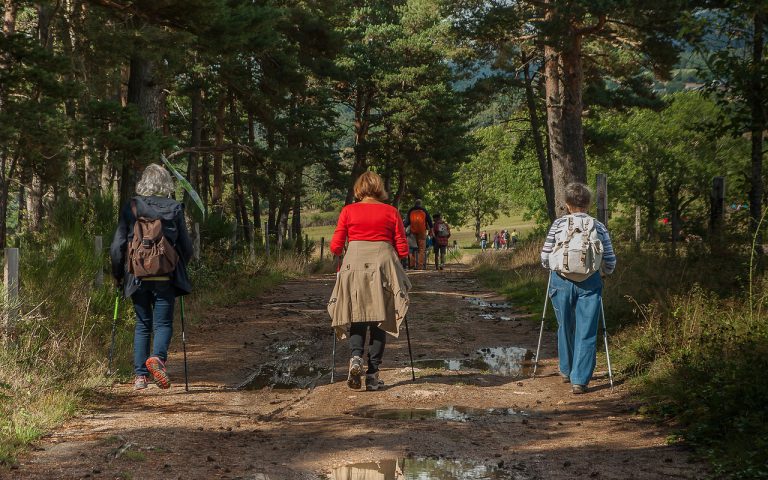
[
  {"left": 185, "top": 85, "right": 202, "bottom": 212},
  {"left": 229, "top": 90, "right": 250, "bottom": 244},
  {"left": 122, "top": 53, "right": 162, "bottom": 204},
  {"left": 523, "top": 52, "right": 556, "bottom": 222},
  {"left": 543, "top": 2, "right": 597, "bottom": 217},
  {"left": 291, "top": 168, "right": 302, "bottom": 242},
  {"left": 345, "top": 86, "right": 373, "bottom": 204},
  {"left": 211, "top": 94, "right": 226, "bottom": 213}
]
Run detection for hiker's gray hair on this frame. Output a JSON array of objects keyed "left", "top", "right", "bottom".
[
  {"left": 136, "top": 164, "right": 174, "bottom": 197},
  {"left": 565, "top": 183, "right": 592, "bottom": 209},
  {"left": 415, "top": 199, "right": 423, "bottom": 207}
]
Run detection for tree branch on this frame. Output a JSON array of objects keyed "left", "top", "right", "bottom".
[{"left": 575, "top": 14, "right": 607, "bottom": 36}]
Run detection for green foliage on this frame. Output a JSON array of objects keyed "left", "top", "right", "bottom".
[{"left": 589, "top": 92, "right": 750, "bottom": 241}]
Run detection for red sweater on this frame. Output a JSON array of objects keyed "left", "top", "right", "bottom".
[{"left": 330, "top": 202, "right": 409, "bottom": 258}]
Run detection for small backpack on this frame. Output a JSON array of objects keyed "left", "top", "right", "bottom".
[
  {"left": 409, "top": 209, "right": 427, "bottom": 235},
  {"left": 437, "top": 222, "right": 450, "bottom": 238},
  {"left": 549, "top": 215, "right": 603, "bottom": 281},
  {"left": 128, "top": 200, "right": 179, "bottom": 278}
]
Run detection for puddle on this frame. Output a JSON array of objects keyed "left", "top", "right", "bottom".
[
  {"left": 414, "top": 346, "right": 533, "bottom": 378},
  {"left": 465, "top": 297, "right": 513, "bottom": 309},
  {"left": 329, "top": 458, "right": 507, "bottom": 480},
  {"left": 356, "top": 405, "right": 528, "bottom": 422},
  {"left": 239, "top": 362, "right": 329, "bottom": 390},
  {"left": 236, "top": 336, "right": 329, "bottom": 390}
]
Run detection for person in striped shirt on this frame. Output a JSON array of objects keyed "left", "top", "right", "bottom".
[{"left": 540, "top": 183, "right": 616, "bottom": 394}]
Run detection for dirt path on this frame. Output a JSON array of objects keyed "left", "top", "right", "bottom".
[{"left": 6, "top": 265, "right": 706, "bottom": 480}]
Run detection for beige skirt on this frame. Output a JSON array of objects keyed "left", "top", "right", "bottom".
[{"left": 327, "top": 241, "right": 412, "bottom": 340}]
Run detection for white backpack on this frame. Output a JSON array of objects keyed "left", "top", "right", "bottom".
[{"left": 549, "top": 215, "right": 603, "bottom": 281}]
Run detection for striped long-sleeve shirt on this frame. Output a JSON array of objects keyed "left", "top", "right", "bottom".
[{"left": 540, "top": 213, "right": 617, "bottom": 275}]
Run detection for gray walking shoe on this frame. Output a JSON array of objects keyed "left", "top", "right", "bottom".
[
  {"left": 365, "top": 372, "right": 384, "bottom": 391},
  {"left": 133, "top": 375, "right": 149, "bottom": 390},
  {"left": 572, "top": 384, "right": 587, "bottom": 394},
  {"left": 347, "top": 356, "right": 363, "bottom": 389}
]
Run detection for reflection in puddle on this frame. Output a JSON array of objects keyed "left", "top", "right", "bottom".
[
  {"left": 465, "top": 297, "right": 513, "bottom": 309},
  {"left": 239, "top": 362, "right": 329, "bottom": 390},
  {"left": 356, "top": 405, "right": 528, "bottom": 422},
  {"left": 330, "top": 458, "right": 506, "bottom": 480},
  {"left": 414, "top": 346, "right": 533, "bottom": 378}
]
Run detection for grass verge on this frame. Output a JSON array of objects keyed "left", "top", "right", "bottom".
[{"left": 472, "top": 239, "right": 768, "bottom": 479}]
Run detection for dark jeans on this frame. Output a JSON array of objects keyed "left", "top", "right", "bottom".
[
  {"left": 132, "top": 281, "right": 175, "bottom": 376},
  {"left": 349, "top": 322, "right": 387, "bottom": 374}
]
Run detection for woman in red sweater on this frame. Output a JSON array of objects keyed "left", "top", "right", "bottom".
[{"left": 327, "top": 171, "right": 411, "bottom": 391}]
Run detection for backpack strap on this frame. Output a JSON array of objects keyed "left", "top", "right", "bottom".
[{"left": 130, "top": 199, "right": 138, "bottom": 218}]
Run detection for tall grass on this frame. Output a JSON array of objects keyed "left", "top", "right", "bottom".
[{"left": 473, "top": 238, "right": 768, "bottom": 479}]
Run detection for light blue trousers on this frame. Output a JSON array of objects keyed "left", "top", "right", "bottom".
[{"left": 548, "top": 271, "right": 603, "bottom": 386}]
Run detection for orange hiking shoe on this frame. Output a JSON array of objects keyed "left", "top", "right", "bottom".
[{"left": 145, "top": 356, "right": 171, "bottom": 389}]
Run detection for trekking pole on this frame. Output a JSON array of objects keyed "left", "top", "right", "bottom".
[
  {"left": 330, "top": 255, "right": 342, "bottom": 384},
  {"left": 532, "top": 273, "right": 552, "bottom": 377},
  {"left": 107, "top": 292, "right": 120, "bottom": 375},
  {"left": 404, "top": 315, "right": 416, "bottom": 381},
  {"left": 180, "top": 296, "right": 190, "bottom": 392},
  {"left": 600, "top": 296, "right": 615, "bottom": 388}
]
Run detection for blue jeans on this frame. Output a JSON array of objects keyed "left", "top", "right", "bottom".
[
  {"left": 131, "top": 281, "right": 175, "bottom": 376},
  {"left": 480, "top": 239, "right": 487, "bottom": 250},
  {"left": 548, "top": 271, "right": 603, "bottom": 386}
]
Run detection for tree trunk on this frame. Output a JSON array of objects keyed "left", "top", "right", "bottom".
[
  {"left": 185, "top": 85, "right": 202, "bottom": 214},
  {"left": 345, "top": 86, "right": 373, "bottom": 204},
  {"left": 645, "top": 175, "right": 659, "bottom": 241},
  {"left": 523, "top": 52, "right": 556, "bottom": 221},
  {"left": 25, "top": 173, "right": 43, "bottom": 232},
  {"left": 122, "top": 54, "right": 162, "bottom": 204},
  {"left": 392, "top": 165, "right": 408, "bottom": 209},
  {"left": 544, "top": 4, "right": 588, "bottom": 217},
  {"left": 246, "top": 111, "right": 261, "bottom": 239},
  {"left": 229, "top": 90, "right": 250, "bottom": 244},
  {"left": 749, "top": 10, "right": 765, "bottom": 249},
  {"left": 201, "top": 129, "right": 210, "bottom": 215},
  {"left": 211, "top": 94, "right": 226, "bottom": 213},
  {"left": 291, "top": 168, "right": 302, "bottom": 242}
]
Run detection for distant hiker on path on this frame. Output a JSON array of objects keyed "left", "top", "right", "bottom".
[
  {"left": 404, "top": 199, "right": 433, "bottom": 269},
  {"left": 328, "top": 171, "right": 412, "bottom": 391},
  {"left": 110, "top": 164, "right": 194, "bottom": 391},
  {"left": 510, "top": 229, "right": 519, "bottom": 249},
  {"left": 431, "top": 213, "right": 451, "bottom": 270},
  {"left": 540, "top": 183, "right": 616, "bottom": 394},
  {"left": 479, "top": 231, "right": 488, "bottom": 251},
  {"left": 406, "top": 226, "right": 419, "bottom": 269}
]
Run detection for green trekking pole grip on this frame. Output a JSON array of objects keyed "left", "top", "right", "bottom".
[{"left": 107, "top": 292, "right": 119, "bottom": 375}]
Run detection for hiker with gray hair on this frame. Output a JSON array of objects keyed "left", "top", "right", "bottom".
[
  {"left": 110, "top": 164, "right": 193, "bottom": 391},
  {"left": 540, "top": 182, "right": 616, "bottom": 394}
]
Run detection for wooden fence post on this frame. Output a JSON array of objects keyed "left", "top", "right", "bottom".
[
  {"left": 264, "top": 221, "right": 270, "bottom": 257},
  {"left": 193, "top": 223, "right": 201, "bottom": 261},
  {"left": 320, "top": 237, "right": 325, "bottom": 260},
  {"left": 94, "top": 236, "right": 104, "bottom": 287},
  {"left": 305, "top": 234, "right": 309, "bottom": 259},
  {"left": 635, "top": 206, "right": 642, "bottom": 245},
  {"left": 596, "top": 174, "right": 608, "bottom": 225},
  {"left": 3, "top": 248, "right": 20, "bottom": 336}
]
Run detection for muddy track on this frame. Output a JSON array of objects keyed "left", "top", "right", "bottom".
[{"left": 6, "top": 265, "right": 707, "bottom": 480}]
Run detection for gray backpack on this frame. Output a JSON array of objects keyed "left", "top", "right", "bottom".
[{"left": 549, "top": 215, "right": 603, "bottom": 281}]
